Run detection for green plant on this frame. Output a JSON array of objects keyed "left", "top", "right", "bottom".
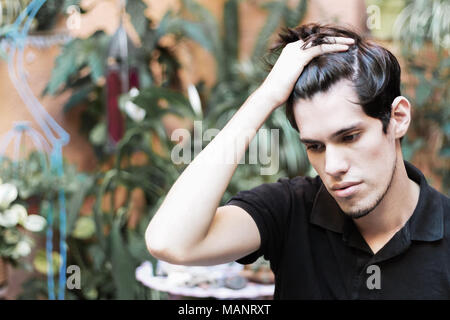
[
  {"left": 43, "top": 0, "right": 183, "bottom": 160},
  {"left": 393, "top": 0, "right": 449, "bottom": 52},
  {"left": 0, "top": 151, "right": 94, "bottom": 298},
  {"left": 0, "top": 178, "right": 46, "bottom": 267},
  {"left": 393, "top": 0, "right": 449, "bottom": 194}
]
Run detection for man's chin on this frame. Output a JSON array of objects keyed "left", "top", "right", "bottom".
[
  {"left": 343, "top": 207, "right": 373, "bottom": 219},
  {"left": 337, "top": 198, "right": 375, "bottom": 219}
]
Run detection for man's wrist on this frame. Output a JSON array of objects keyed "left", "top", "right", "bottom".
[{"left": 251, "top": 86, "right": 283, "bottom": 112}]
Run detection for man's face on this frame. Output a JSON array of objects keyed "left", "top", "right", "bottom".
[{"left": 294, "top": 79, "right": 397, "bottom": 218}]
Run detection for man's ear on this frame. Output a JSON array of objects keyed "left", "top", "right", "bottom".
[{"left": 390, "top": 96, "right": 411, "bottom": 139}]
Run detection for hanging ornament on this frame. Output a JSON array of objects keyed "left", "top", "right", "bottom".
[{"left": 105, "top": 0, "right": 139, "bottom": 151}]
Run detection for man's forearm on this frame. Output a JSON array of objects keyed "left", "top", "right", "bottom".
[{"left": 145, "top": 88, "right": 277, "bottom": 259}]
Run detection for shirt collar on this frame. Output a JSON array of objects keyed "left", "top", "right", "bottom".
[{"left": 309, "top": 160, "right": 444, "bottom": 242}]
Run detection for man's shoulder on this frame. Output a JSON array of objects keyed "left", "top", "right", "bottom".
[
  {"left": 280, "top": 174, "right": 322, "bottom": 191},
  {"left": 272, "top": 174, "right": 324, "bottom": 202},
  {"left": 425, "top": 184, "right": 450, "bottom": 239},
  {"left": 255, "top": 174, "right": 321, "bottom": 190},
  {"left": 429, "top": 185, "right": 449, "bottom": 213},
  {"left": 438, "top": 189, "right": 450, "bottom": 227}
]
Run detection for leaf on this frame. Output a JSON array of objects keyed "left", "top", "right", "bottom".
[
  {"left": 182, "top": 0, "right": 220, "bottom": 43},
  {"left": 168, "top": 18, "right": 215, "bottom": 53},
  {"left": 133, "top": 86, "right": 195, "bottom": 119},
  {"left": 126, "top": 230, "right": 154, "bottom": 264},
  {"left": 87, "top": 244, "right": 106, "bottom": 271},
  {"left": 401, "top": 137, "right": 424, "bottom": 161},
  {"left": 87, "top": 51, "right": 105, "bottom": 83},
  {"left": 71, "top": 216, "right": 96, "bottom": 239},
  {"left": 440, "top": 146, "right": 450, "bottom": 158},
  {"left": 155, "top": 10, "right": 174, "bottom": 41},
  {"left": 223, "top": 0, "right": 239, "bottom": 62},
  {"left": 44, "top": 41, "right": 79, "bottom": 95},
  {"left": 251, "top": 0, "right": 285, "bottom": 63},
  {"left": 110, "top": 214, "right": 138, "bottom": 299},
  {"left": 181, "top": 0, "right": 223, "bottom": 68},
  {"left": 443, "top": 123, "right": 450, "bottom": 136},
  {"left": 284, "top": 0, "right": 307, "bottom": 28},
  {"left": 89, "top": 122, "right": 107, "bottom": 146},
  {"left": 93, "top": 169, "right": 118, "bottom": 251},
  {"left": 126, "top": 0, "right": 148, "bottom": 39},
  {"left": 415, "top": 81, "right": 433, "bottom": 106},
  {"left": 33, "top": 250, "right": 62, "bottom": 275},
  {"left": 63, "top": 83, "right": 95, "bottom": 112},
  {"left": 439, "top": 57, "right": 450, "bottom": 70}
]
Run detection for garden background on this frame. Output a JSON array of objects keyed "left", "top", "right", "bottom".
[{"left": 0, "top": 0, "right": 448, "bottom": 299}]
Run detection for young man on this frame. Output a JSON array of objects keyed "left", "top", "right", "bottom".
[{"left": 145, "top": 24, "right": 449, "bottom": 299}]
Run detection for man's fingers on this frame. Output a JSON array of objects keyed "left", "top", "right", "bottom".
[
  {"left": 285, "top": 39, "right": 304, "bottom": 50},
  {"left": 323, "top": 37, "right": 355, "bottom": 45},
  {"left": 304, "top": 41, "right": 313, "bottom": 49},
  {"left": 304, "top": 43, "right": 350, "bottom": 58},
  {"left": 299, "top": 37, "right": 354, "bottom": 51}
]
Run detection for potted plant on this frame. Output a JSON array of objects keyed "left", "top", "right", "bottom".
[{"left": 0, "top": 179, "right": 46, "bottom": 296}]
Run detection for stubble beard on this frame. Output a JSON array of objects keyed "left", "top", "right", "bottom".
[{"left": 343, "top": 156, "right": 397, "bottom": 220}]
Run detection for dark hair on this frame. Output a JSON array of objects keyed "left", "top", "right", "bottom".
[{"left": 271, "top": 23, "right": 401, "bottom": 134}]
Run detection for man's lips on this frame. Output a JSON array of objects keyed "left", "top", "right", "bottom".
[{"left": 331, "top": 182, "right": 362, "bottom": 198}]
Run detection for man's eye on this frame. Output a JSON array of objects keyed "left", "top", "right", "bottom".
[
  {"left": 342, "top": 133, "right": 360, "bottom": 142},
  {"left": 307, "top": 144, "right": 324, "bottom": 152}
]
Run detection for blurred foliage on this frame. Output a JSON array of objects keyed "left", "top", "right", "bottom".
[
  {"left": 5, "top": 0, "right": 448, "bottom": 300},
  {"left": 0, "top": 151, "right": 92, "bottom": 284},
  {"left": 42, "top": 0, "right": 181, "bottom": 160},
  {"left": 393, "top": 0, "right": 449, "bottom": 194},
  {"left": 0, "top": 0, "right": 71, "bottom": 32},
  {"left": 14, "top": 0, "right": 186, "bottom": 300},
  {"left": 0, "top": 152, "right": 92, "bottom": 202},
  {"left": 393, "top": 0, "right": 449, "bottom": 51}
]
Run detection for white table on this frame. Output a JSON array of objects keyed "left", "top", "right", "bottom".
[{"left": 136, "top": 261, "right": 275, "bottom": 299}]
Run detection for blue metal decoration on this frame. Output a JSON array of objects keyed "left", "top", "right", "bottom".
[{"left": 0, "top": 0, "right": 70, "bottom": 300}]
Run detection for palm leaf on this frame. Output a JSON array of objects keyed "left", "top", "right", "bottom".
[
  {"left": 181, "top": 0, "right": 224, "bottom": 72},
  {"left": 251, "top": 0, "right": 286, "bottom": 64},
  {"left": 126, "top": 0, "right": 148, "bottom": 39},
  {"left": 283, "top": 0, "right": 307, "bottom": 28},
  {"left": 110, "top": 212, "right": 138, "bottom": 299},
  {"left": 223, "top": 0, "right": 239, "bottom": 80}
]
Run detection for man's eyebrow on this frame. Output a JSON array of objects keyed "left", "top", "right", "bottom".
[{"left": 300, "top": 122, "right": 363, "bottom": 144}]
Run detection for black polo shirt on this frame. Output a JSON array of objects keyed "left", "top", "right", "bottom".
[{"left": 225, "top": 161, "right": 450, "bottom": 299}]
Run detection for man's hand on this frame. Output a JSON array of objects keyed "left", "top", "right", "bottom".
[{"left": 260, "top": 37, "right": 355, "bottom": 109}]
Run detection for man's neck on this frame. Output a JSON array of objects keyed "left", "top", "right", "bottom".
[{"left": 353, "top": 159, "right": 421, "bottom": 253}]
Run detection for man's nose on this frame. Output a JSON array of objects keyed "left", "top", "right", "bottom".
[{"left": 324, "top": 146, "right": 349, "bottom": 177}]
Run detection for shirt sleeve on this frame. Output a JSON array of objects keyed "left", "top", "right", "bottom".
[{"left": 224, "top": 177, "right": 293, "bottom": 267}]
